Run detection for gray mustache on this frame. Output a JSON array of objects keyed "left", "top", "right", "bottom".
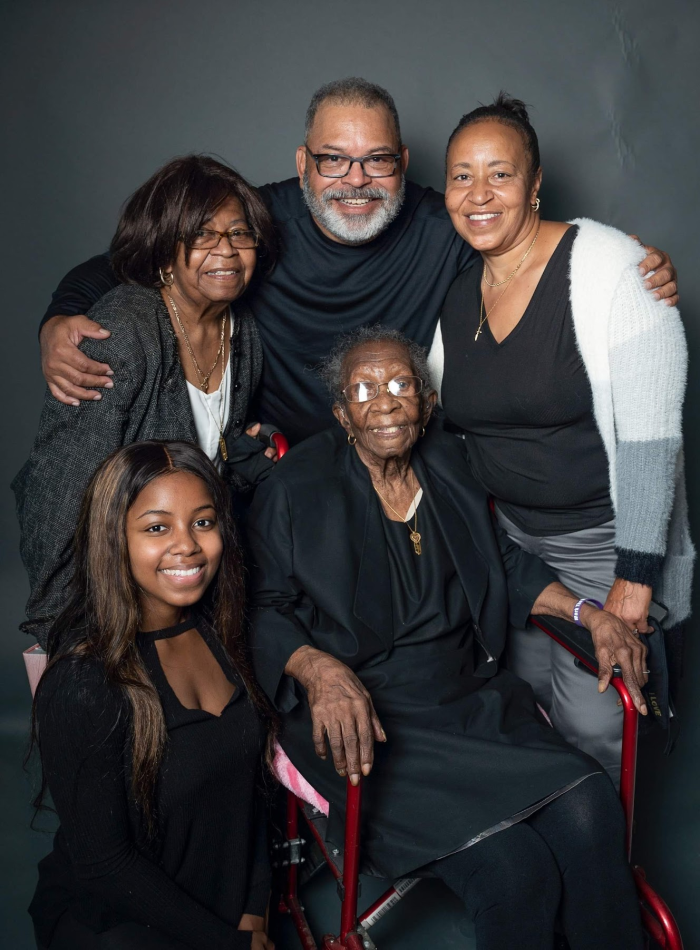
[{"left": 322, "top": 187, "right": 390, "bottom": 203}]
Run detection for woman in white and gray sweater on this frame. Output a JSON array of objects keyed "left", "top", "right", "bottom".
[{"left": 429, "top": 94, "right": 693, "bottom": 781}]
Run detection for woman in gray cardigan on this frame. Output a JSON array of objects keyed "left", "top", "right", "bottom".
[
  {"left": 429, "top": 95, "right": 693, "bottom": 783},
  {"left": 13, "top": 155, "right": 278, "bottom": 648}
]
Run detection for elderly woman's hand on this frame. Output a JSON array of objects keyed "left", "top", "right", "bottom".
[
  {"left": 578, "top": 603, "right": 649, "bottom": 716},
  {"left": 285, "top": 645, "right": 387, "bottom": 785}
]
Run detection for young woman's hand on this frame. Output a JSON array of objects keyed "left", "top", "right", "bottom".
[{"left": 238, "top": 914, "right": 274, "bottom": 950}]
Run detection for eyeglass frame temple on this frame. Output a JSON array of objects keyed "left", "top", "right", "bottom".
[
  {"left": 180, "top": 228, "right": 260, "bottom": 249},
  {"left": 306, "top": 147, "right": 402, "bottom": 178},
  {"left": 342, "top": 377, "right": 424, "bottom": 402}
]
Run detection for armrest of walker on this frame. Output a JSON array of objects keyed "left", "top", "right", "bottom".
[{"left": 529, "top": 615, "right": 599, "bottom": 674}]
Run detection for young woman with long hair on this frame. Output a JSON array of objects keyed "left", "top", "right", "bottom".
[{"left": 29, "top": 440, "right": 275, "bottom": 950}]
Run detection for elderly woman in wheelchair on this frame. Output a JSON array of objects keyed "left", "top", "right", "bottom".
[{"left": 248, "top": 327, "right": 648, "bottom": 950}]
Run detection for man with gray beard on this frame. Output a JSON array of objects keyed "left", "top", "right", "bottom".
[{"left": 39, "top": 78, "right": 678, "bottom": 445}]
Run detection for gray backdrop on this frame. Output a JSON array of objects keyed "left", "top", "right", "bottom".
[{"left": 2, "top": 1, "right": 699, "bottom": 946}]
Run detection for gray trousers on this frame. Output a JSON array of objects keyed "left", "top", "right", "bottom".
[{"left": 496, "top": 508, "right": 623, "bottom": 785}]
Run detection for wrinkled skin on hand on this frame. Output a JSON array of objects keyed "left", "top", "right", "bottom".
[
  {"left": 285, "top": 645, "right": 387, "bottom": 785},
  {"left": 581, "top": 603, "right": 649, "bottom": 715}
]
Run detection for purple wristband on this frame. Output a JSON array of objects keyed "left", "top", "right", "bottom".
[{"left": 573, "top": 598, "right": 603, "bottom": 626}]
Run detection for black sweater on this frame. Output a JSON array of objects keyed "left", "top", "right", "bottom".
[
  {"left": 40, "top": 178, "right": 476, "bottom": 445},
  {"left": 30, "top": 620, "right": 269, "bottom": 950}
]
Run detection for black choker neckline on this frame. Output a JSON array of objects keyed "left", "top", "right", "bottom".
[{"left": 137, "top": 616, "right": 198, "bottom": 641}]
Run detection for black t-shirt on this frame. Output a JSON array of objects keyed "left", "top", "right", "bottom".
[
  {"left": 440, "top": 225, "right": 613, "bottom": 536},
  {"left": 41, "top": 178, "right": 475, "bottom": 445}
]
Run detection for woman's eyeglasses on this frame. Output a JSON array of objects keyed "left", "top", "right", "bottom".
[
  {"left": 342, "top": 376, "right": 424, "bottom": 403},
  {"left": 182, "top": 228, "right": 260, "bottom": 250}
]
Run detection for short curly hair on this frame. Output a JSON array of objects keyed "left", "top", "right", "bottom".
[{"left": 318, "top": 325, "right": 433, "bottom": 403}]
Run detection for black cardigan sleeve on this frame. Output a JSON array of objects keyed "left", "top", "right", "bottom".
[
  {"left": 37, "top": 660, "right": 253, "bottom": 950},
  {"left": 40, "top": 253, "right": 119, "bottom": 329}
]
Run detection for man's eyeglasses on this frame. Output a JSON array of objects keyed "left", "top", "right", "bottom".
[
  {"left": 307, "top": 148, "right": 402, "bottom": 179},
  {"left": 342, "top": 376, "right": 424, "bottom": 403},
  {"left": 182, "top": 228, "right": 260, "bottom": 250}
]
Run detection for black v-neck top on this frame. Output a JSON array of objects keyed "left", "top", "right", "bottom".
[
  {"left": 380, "top": 495, "right": 473, "bottom": 657},
  {"left": 30, "top": 619, "right": 268, "bottom": 950},
  {"left": 440, "top": 226, "right": 613, "bottom": 536}
]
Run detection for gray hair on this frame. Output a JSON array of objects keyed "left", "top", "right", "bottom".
[
  {"left": 305, "top": 77, "right": 402, "bottom": 144},
  {"left": 318, "top": 325, "right": 433, "bottom": 403}
]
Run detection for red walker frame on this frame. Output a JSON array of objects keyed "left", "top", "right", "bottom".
[{"left": 277, "top": 617, "right": 684, "bottom": 949}]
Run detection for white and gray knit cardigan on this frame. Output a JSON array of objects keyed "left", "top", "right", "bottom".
[{"left": 428, "top": 217, "right": 694, "bottom": 627}]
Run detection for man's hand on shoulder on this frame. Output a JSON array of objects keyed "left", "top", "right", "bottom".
[
  {"left": 630, "top": 236, "right": 679, "bottom": 307},
  {"left": 40, "top": 314, "right": 114, "bottom": 406}
]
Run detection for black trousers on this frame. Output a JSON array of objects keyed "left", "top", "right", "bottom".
[{"left": 430, "top": 773, "right": 644, "bottom": 950}]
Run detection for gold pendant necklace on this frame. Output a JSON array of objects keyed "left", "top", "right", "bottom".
[
  {"left": 475, "top": 224, "right": 541, "bottom": 342},
  {"left": 166, "top": 292, "right": 227, "bottom": 393},
  {"left": 374, "top": 470, "right": 422, "bottom": 555}
]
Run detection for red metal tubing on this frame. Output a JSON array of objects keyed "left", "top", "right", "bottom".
[
  {"left": 340, "top": 778, "right": 363, "bottom": 941},
  {"left": 286, "top": 791, "right": 299, "bottom": 903},
  {"left": 272, "top": 432, "right": 289, "bottom": 458},
  {"left": 612, "top": 679, "right": 638, "bottom": 859},
  {"left": 634, "top": 868, "right": 684, "bottom": 950},
  {"left": 288, "top": 895, "right": 319, "bottom": 950}
]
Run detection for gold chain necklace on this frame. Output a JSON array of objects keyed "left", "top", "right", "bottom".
[
  {"left": 374, "top": 469, "right": 422, "bottom": 555},
  {"left": 197, "top": 331, "right": 232, "bottom": 462},
  {"left": 475, "top": 224, "right": 541, "bottom": 341},
  {"left": 166, "top": 292, "right": 227, "bottom": 393}
]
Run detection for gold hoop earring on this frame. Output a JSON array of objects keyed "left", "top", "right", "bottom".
[
  {"left": 347, "top": 434, "right": 357, "bottom": 446},
  {"left": 159, "top": 267, "right": 174, "bottom": 287},
  {"left": 420, "top": 426, "right": 426, "bottom": 437},
  {"left": 531, "top": 197, "right": 541, "bottom": 212}
]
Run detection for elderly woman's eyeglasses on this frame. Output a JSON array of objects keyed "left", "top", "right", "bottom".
[
  {"left": 307, "top": 149, "right": 402, "bottom": 179},
  {"left": 182, "top": 228, "right": 260, "bottom": 250},
  {"left": 342, "top": 376, "right": 424, "bottom": 403}
]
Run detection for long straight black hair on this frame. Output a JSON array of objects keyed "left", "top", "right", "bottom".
[{"left": 30, "top": 440, "right": 275, "bottom": 828}]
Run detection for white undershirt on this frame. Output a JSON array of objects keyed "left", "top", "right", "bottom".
[{"left": 185, "top": 315, "right": 233, "bottom": 464}]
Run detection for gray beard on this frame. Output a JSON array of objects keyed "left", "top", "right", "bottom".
[{"left": 302, "top": 170, "right": 406, "bottom": 245}]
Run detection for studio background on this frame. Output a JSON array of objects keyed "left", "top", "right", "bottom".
[{"left": 2, "top": 0, "right": 698, "bottom": 947}]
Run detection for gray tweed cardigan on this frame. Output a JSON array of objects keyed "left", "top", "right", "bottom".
[{"left": 13, "top": 285, "right": 263, "bottom": 646}]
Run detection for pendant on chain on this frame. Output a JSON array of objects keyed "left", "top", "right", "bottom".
[
  {"left": 410, "top": 531, "right": 422, "bottom": 555},
  {"left": 219, "top": 436, "right": 228, "bottom": 462}
]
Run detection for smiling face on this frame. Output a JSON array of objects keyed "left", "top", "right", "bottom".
[
  {"left": 126, "top": 470, "right": 224, "bottom": 631},
  {"left": 167, "top": 196, "right": 257, "bottom": 309},
  {"left": 297, "top": 102, "right": 409, "bottom": 245},
  {"left": 333, "top": 341, "right": 436, "bottom": 465},
  {"left": 445, "top": 120, "right": 541, "bottom": 254}
]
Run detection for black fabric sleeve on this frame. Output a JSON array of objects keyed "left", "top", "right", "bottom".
[
  {"left": 37, "top": 660, "right": 252, "bottom": 950},
  {"left": 247, "top": 477, "right": 313, "bottom": 713},
  {"left": 490, "top": 510, "right": 558, "bottom": 629},
  {"left": 243, "top": 797, "right": 271, "bottom": 917},
  {"left": 13, "top": 313, "right": 145, "bottom": 647},
  {"left": 40, "top": 253, "right": 118, "bottom": 329}
]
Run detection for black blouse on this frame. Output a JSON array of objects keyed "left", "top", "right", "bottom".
[
  {"left": 440, "top": 226, "right": 613, "bottom": 536},
  {"left": 380, "top": 494, "right": 473, "bottom": 657},
  {"left": 30, "top": 619, "right": 268, "bottom": 950}
]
